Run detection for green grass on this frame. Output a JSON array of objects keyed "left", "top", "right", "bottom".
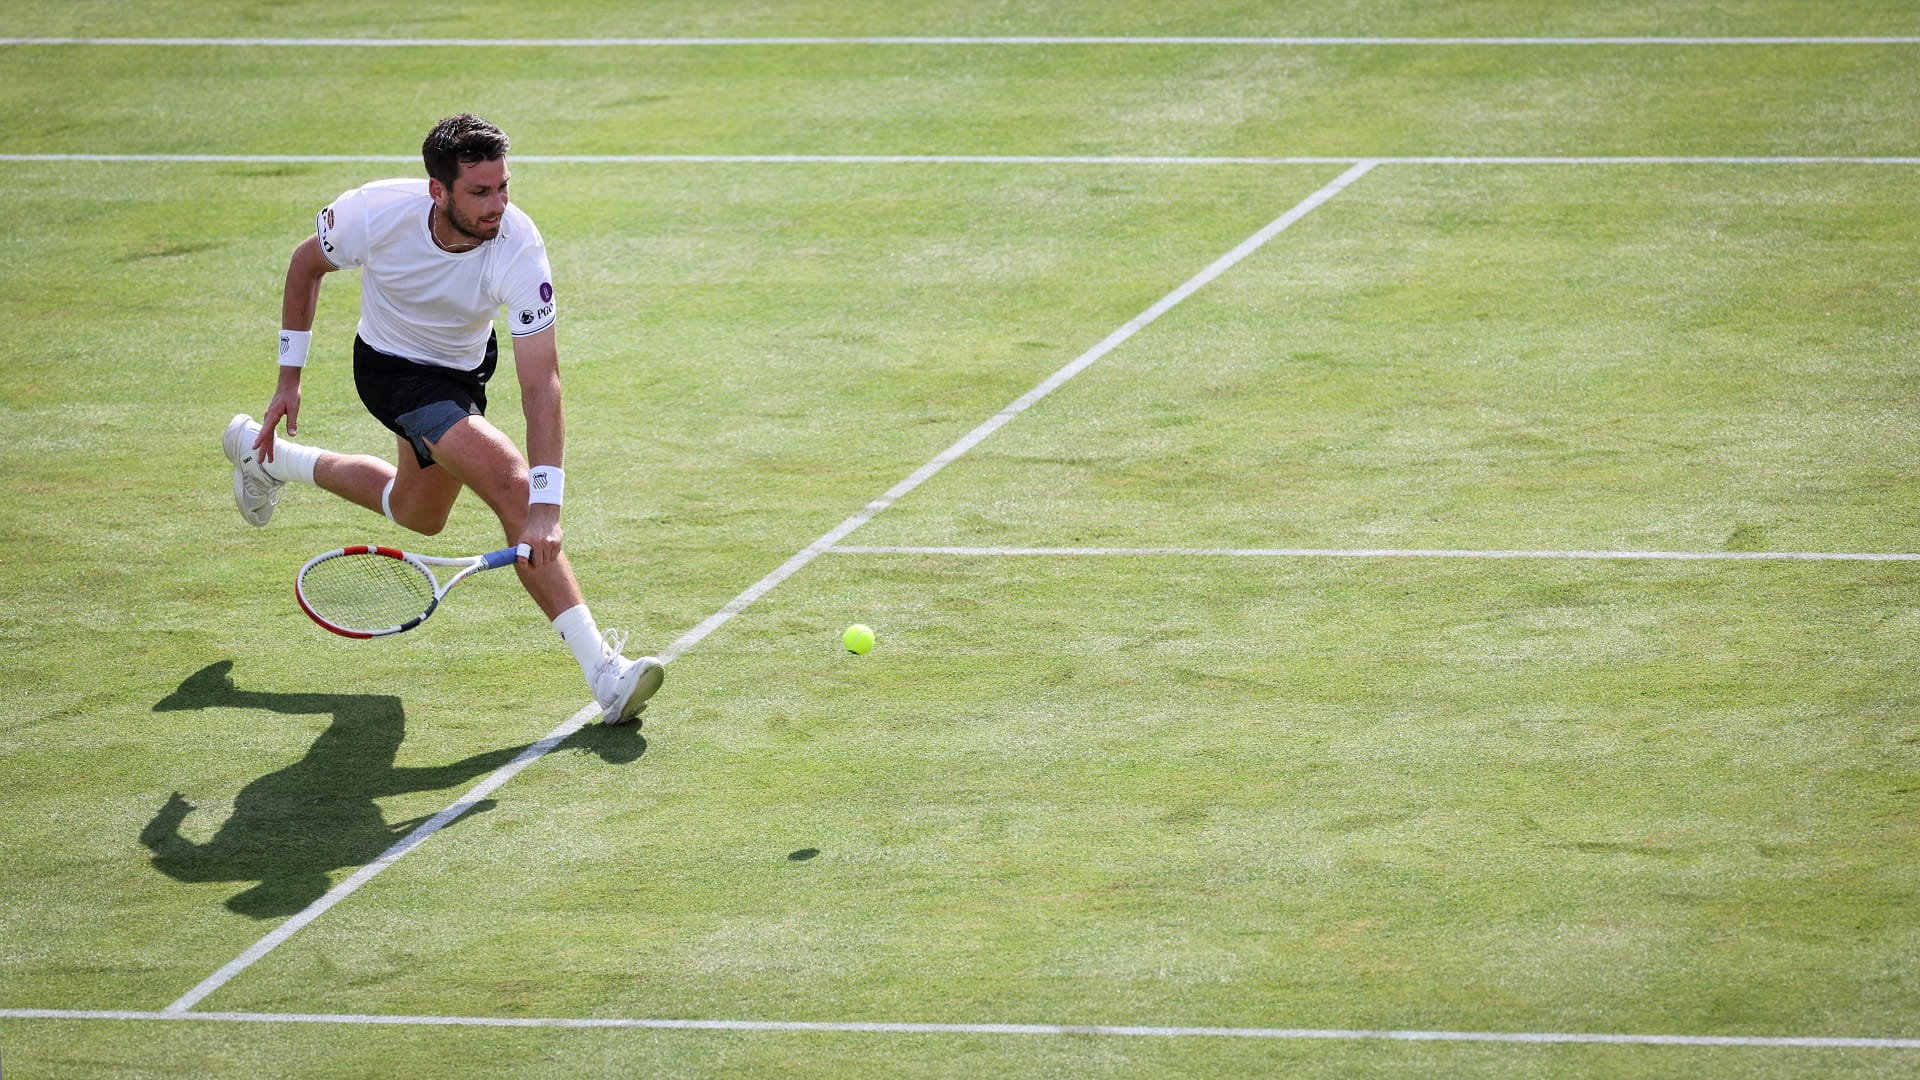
[
  {"left": 864, "top": 165, "right": 1920, "bottom": 553},
  {"left": 3, "top": 2, "right": 1919, "bottom": 1077},
  {"left": 215, "top": 557, "right": 1920, "bottom": 1028},
  {"left": 5, "top": 41, "right": 1917, "bottom": 157}
]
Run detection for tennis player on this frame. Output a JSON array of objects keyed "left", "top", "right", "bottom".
[{"left": 224, "top": 113, "right": 660, "bottom": 724}]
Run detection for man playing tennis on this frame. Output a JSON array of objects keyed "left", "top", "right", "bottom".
[{"left": 224, "top": 113, "right": 661, "bottom": 724}]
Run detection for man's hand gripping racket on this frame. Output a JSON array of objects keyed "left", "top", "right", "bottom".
[{"left": 296, "top": 543, "right": 530, "bottom": 638}]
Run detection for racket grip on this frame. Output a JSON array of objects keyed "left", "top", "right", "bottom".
[{"left": 483, "top": 545, "right": 532, "bottom": 570}]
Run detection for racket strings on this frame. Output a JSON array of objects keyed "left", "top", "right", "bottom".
[{"left": 299, "top": 553, "right": 436, "bottom": 632}]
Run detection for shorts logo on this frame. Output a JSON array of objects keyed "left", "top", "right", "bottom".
[{"left": 539, "top": 282, "right": 553, "bottom": 303}]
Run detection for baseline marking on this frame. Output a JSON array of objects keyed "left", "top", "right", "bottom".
[
  {"left": 159, "top": 161, "right": 1377, "bottom": 1013},
  {"left": 3, "top": 1009, "right": 1917, "bottom": 1049},
  {"left": 830, "top": 546, "right": 1920, "bottom": 562},
  {"left": 3, "top": 154, "right": 1919, "bottom": 166},
  {"left": 4, "top": 36, "right": 1919, "bottom": 46}
]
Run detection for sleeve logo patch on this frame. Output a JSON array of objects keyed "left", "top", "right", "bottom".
[{"left": 539, "top": 281, "right": 553, "bottom": 303}]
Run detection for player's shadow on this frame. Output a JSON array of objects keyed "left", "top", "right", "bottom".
[{"left": 141, "top": 660, "right": 644, "bottom": 919}]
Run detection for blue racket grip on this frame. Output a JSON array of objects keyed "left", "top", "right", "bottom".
[{"left": 483, "top": 544, "right": 533, "bottom": 569}]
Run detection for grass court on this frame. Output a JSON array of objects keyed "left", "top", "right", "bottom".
[{"left": 1, "top": 2, "right": 1917, "bottom": 1076}]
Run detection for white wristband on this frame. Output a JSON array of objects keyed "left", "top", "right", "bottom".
[
  {"left": 278, "top": 329, "right": 312, "bottom": 369},
  {"left": 528, "top": 465, "right": 565, "bottom": 506}
]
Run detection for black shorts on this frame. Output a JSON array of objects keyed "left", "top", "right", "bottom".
[{"left": 353, "top": 334, "right": 497, "bottom": 468}]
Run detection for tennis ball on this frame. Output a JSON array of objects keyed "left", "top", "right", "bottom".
[{"left": 843, "top": 624, "right": 875, "bottom": 654}]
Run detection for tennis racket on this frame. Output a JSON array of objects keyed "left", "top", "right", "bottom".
[{"left": 296, "top": 542, "right": 530, "bottom": 638}]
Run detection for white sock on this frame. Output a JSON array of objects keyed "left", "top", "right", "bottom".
[
  {"left": 260, "top": 433, "right": 323, "bottom": 486},
  {"left": 552, "top": 604, "right": 604, "bottom": 679}
]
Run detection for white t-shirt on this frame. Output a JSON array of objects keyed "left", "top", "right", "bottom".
[{"left": 315, "top": 178, "right": 556, "bottom": 371}]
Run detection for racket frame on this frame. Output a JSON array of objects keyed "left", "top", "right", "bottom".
[{"left": 295, "top": 543, "right": 527, "bottom": 638}]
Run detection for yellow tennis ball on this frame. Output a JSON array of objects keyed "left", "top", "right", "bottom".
[{"left": 843, "top": 624, "right": 875, "bottom": 654}]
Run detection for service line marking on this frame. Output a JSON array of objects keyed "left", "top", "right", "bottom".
[
  {"left": 830, "top": 545, "right": 1920, "bottom": 562},
  {"left": 3, "top": 36, "right": 1919, "bottom": 46},
  {"left": 655, "top": 160, "right": 1376, "bottom": 663},
  {"left": 3, "top": 1008, "right": 1919, "bottom": 1049},
  {"left": 157, "top": 161, "right": 1378, "bottom": 1014}
]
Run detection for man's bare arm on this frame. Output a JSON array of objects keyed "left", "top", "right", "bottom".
[
  {"left": 256, "top": 234, "right": 337, "bottom": 460},
  {"left": 513, "top": 325, "right": 565, "bottom": 566}
]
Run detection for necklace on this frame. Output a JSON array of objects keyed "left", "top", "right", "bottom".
[{"left": 430, "top": 205, "right": 481, "bottom": 253}]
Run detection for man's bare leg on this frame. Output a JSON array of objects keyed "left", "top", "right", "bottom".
[
  {"left": 310, "top": 437, "right": 463, "bottom": 536},
  {"left": 420, "top": 416, "right": 583, "bottom": 619},
  {"left": 425, "top": 415, "right": 659, "bottom": 722}
]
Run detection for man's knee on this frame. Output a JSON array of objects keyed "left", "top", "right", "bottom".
[
  {"left": 395, "top": 505, "right": 450, "bottom": 536},
  {"left": 385, "top": 478, "right": 455, "bottom": 536},
  {"left": 492, "top": 488, "right": 528, "bottom": 535},
  {"left": 408, "top": 515, "right": 449, "bottom": 537}
]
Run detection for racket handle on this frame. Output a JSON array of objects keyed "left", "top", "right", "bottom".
[{"left": 483, "top": 544, "right": 532, "bottom": 570}]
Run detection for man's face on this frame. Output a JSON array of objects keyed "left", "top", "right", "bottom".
[{"left": 432, "top": 157, "right": 510, "bottom": 243}]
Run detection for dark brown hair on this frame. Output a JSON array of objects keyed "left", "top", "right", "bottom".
[{"left": 422, "top": 114, "right": 510, "bottom": 187}]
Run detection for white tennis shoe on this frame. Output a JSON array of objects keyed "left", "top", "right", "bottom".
[
  {"left": 223, "top": 414, "right": 283, "bottom": 527},
  {"left": 590, "top": 629, "right": 663, "bottom": 725}
]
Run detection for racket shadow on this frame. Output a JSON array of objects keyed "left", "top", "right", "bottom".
[{"left": 141, "top": 660, "right": 643, "bottom": 919}]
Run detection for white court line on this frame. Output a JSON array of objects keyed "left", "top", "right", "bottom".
[
  {"left": 657, "top": 161, "right": 1375, "bottom": 663},
  {"left": 156, "top": 161, "right": 1376, "bottom": 1014},
  {"left": 517, "top": 155, "right": 1920, "bottom": 166},
  {"left": 3, "top": 154, "right": 1919, "bottom": 166},
  {"left": 3, "top": 36, "right": 1919, "bottom": 46},
  {"left": 832, "top": 545, "right": 1920, "bottom": 562},
  {"left": 161, "top": 702, "right": 601, "bottom": 1014},
  {"left": 3, "top": 1008, "right": 1918, "bottom": 1049}
]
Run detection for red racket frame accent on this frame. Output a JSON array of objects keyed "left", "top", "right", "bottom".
[{"left": 295, "top": 546, "right": 422, "bottom": 639}]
